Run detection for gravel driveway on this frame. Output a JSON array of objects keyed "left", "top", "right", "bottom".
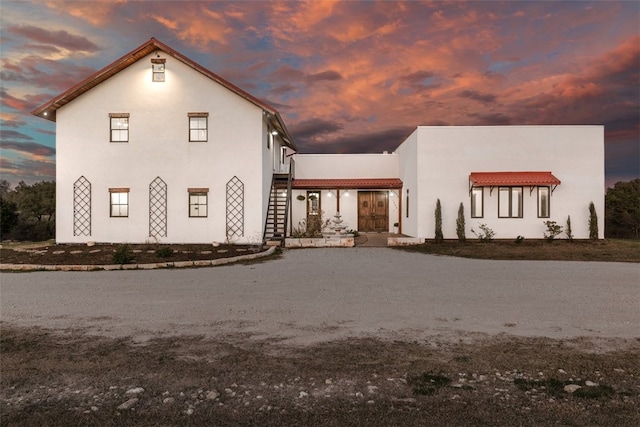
[{"left": 2, "top": 248, "right": 638, "bottom": 344}]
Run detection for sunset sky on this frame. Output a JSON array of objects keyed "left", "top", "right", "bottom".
[{"left": 1, "top": 0, "right": 638, "bottom": 188}]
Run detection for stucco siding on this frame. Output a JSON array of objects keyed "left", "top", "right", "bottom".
[
  {"left": 56, "top": 52, "right": 266, "bottom": 243},
  {"left": 407, "top": 126, "right": 604, "bottom": 240}
]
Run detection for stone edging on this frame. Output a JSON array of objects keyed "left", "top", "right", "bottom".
[{"left": 0, "top": 246, "right": 277, "bottom": 272}]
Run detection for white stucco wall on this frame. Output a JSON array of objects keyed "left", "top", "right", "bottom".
[
  {"left": 56, "top": 52, "right": 269, "bottom": 244},
  {"left": 401, "top": 126, "right": 604, "bottom": 240},
  {"left": 291, "top": 153, "right": 400, "bottom": 234},
  {"left": 394, "top": 129, "right": 418, "bottom": 236},
  {"left": 294, "top": 153, "right": 398, "bottom": 179}
]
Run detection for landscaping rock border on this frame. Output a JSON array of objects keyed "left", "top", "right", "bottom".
[{"left": 0, "top": 246, "right": 276, "bottom": 272}]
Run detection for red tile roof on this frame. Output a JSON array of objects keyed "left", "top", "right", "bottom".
[
  {"left": 292, "top": 178, "right": 403, "bottom": 189},
  {"left": 31, "top": 38, "right": 295, "bottom": 149},
  {"left": 469, "top": 172, "right": 561, "bottom": 186}
]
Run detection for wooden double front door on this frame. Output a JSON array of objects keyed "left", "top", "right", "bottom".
[{"left": 358, "top": 191, "right": 388, "bottom": 232}]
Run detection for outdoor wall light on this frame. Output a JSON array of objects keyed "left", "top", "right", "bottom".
[
  {"left": 151, "top": 58, "right": 166, "bottom": 82},
  {"left": 271, "top": 130, "right": 278, "bottom": 136}
]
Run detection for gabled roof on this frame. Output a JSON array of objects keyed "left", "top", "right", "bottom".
[
  {"left": 31, "top": 37, "right": 295, "bottom": 149},
  {"left": 469, "top": 172, "right": 561, "bottom": 186},
  {"left": 292, "top": 178, "right": 403, "bottom": 189}
]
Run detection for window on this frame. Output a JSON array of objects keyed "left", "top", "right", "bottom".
[
  {"left": 188, "top": 188, "right": 208, "bottom": 217},
  {"left": 307, "top": 191, "right": 320, "bottom": 219},
  {"left": 406, "top": 189, "right": 410, "bottom": 218},
  {"left": 151, "top": 58, "right": 166, "bottom": 82},
  {"left": 498, "top": 187, "right": 523, "bottom": 218},
  {"left": 188, "top": 113, "right": 208, "bottom": 142},
  {"left": 109, "top": 188, "right": 129, "bottom": 217},
  {"left": 538, "top": 186, "right": 550, "bottom": 218},
  {"left": 110, "top": 113, "right": 129, "bottom": 142},
  {"left": 471, "top": 187, "right": 483, "bottom": 218}
]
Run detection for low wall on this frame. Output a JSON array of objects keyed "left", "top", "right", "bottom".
[
  {"left": 284, "top": 237, "right": 355, "bottom": 248},
  {"left": 387, "top": 237, "right": 425, "bottom": 246}
]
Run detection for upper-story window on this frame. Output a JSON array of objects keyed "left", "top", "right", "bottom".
[
  {"left": 498, "top": 186, "right": 523, "bottom": 218},
  {"left": 109, "top": 113, "right": 129, "bottom": 142},
  {"left": 188, "top": 113, "right": 208, "bottom": 142},
  {"left": 151, "top": 58, "right": 166, "bottom": 82}
]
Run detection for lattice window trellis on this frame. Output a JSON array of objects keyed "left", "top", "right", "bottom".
[
  {"left": 73, "top": 176, "right": 91, "bottom": 236},
  {"left": 226, "top": 176, "right": 244, "bottom": 239},
  {"left": 149, "top": 176, "right": 168, "bottom": 238}
]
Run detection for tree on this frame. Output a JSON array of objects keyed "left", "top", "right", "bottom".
[
  {"left": 605, "top": 179, "right": 640, "bottom": 239},
  {"left": 456, "top": 202, "right": 466, "bottom": 242},
  {"left": 434, "top": 199, "right": 443, "bottom": 243},
  {"left": 565, "top": 215, "right": 574, "bottom": 241},
  {"left": 0, "top": 179, "right": 11, "bottom": 198},
  {"left": 588, "top": 202, "right": 598, "bottom": 240},
  {"left": 13, "top": 181, "right": 56, "bottom": 222},
  {"left": 0, "top": 197, "right": 19, "bottom": 239}
]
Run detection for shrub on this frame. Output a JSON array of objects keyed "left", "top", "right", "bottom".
[
  {"left": 456, "top": 202, "right": 466, "bottom": 242},
  {"left": 291, "top": 211, "right": 330, "bottom": 238},
  {"left": 588, "top": 202, "right": 599, "bottom": 240},
  {"left": 471, "top": 223, "right": 495, "bottom": 242},
  {"left": 515, "top": 235, "right": 525, "bottom": 244},
  {"left": 434, "top": 199, "right": 443, "bottom": 243},
  {"left": 543, "top": 220, "right": 563, "bottom": 242},
  {"left": 155, "top": 246, "right": 173, "bottom": 258},
  {"left": 113, "top": 245, "right": 134, "bottom": 264},
  {"left": 565, "top": 215, "right": 574, "bottom": 241}
]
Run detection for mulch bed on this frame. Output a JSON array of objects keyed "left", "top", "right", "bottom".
[{"left": 0, "top": 243, "right": 266, "bottom": 265}]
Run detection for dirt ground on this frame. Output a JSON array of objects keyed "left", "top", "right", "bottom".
[
  {"left": 1, "top": 247, "right": 638, "bottom": 425},
  {"left": 1, "top": 325, "right": 639, "bottom": 426},
  {"left": 0, "top": 242, "right": 267, "bottom": 265}
]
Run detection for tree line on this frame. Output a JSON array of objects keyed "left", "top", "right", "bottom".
[
  {"left": 1, "top": 179, "right": 638, "bottom": 241},
  {"left": 1, "top": 180, "right": 55, "bottom": 241}
]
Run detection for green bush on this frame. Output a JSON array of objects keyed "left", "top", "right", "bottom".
[
  {"left": 434, "top": 199, "right": 443, "bottom": 243},
  {"left": 155, "top": 246, "right": 173, "bottom": 258},
  {"left": 471, "top": 223, "right": 495, "bottom": 242},
  {"left": 543, "top": 220, "right": 563, "bottom": 242},
  {"left": 456, "top": 202, "right": 466, "bottom": 242},
  {"left": 565, "top": 215, "right": 574, "bottom": 241},
  {"left": 589, "top": 202, "right": 599, "bottom": 240},
  {"left": 113, "top": 245, "right": 134, "bottom": 264}
]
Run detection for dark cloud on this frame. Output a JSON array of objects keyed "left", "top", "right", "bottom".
[
  {"left": 459, "top": 89, "right": 497, "bottom": 104},
  {"left": 0, "top": 157, "right": 56, "bottom": 184},
  {"left": 8, "top": 25, "right": 100, "bottom": 52},
  {"left": 467, "top": 112, "right": 512, "bottom": 125},
  {"left": 298, "top": 126, "right": 413, "bottom": 154},
  {"left": 2, "top": 141, "right": 55, "bottom": 157},
  {"left": 307, "top": 70, "right": 342, "bottom": 82},
  {"left": 1, "top": 57, "right": 97, "bottom": 91},
  {"left": 0, "top": 88, "right": 56, "bottom": 112},
  {"left": 270, "top": 66, "right": 305, "bottom": 81},
  {"left": 291, "top": 118, "right": 343, "bottom": 141},
  {"left": 1, "top": 129, "right": 33, "bottom": 141},
  {"left": 401, "top": 70, "right": 435, "bottom": 85}
]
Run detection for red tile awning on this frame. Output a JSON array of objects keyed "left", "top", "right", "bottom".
[
  {"left": 469, "top": 172, "right": 560, "bottom": 187},
  {"left": 292, "top": 178, "right": 403, "bottom": 189}
]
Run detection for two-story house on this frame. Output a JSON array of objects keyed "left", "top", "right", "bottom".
[
  {"left": 33, "top": 38, "right": 296, "bottom": 244},
  {"left": 34, "top": 38, "right": 604, "bottom": 243}
]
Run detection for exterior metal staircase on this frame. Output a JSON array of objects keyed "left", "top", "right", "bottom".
[{"left": 264, "top": 159, "right": 294, "bottom": 242}]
